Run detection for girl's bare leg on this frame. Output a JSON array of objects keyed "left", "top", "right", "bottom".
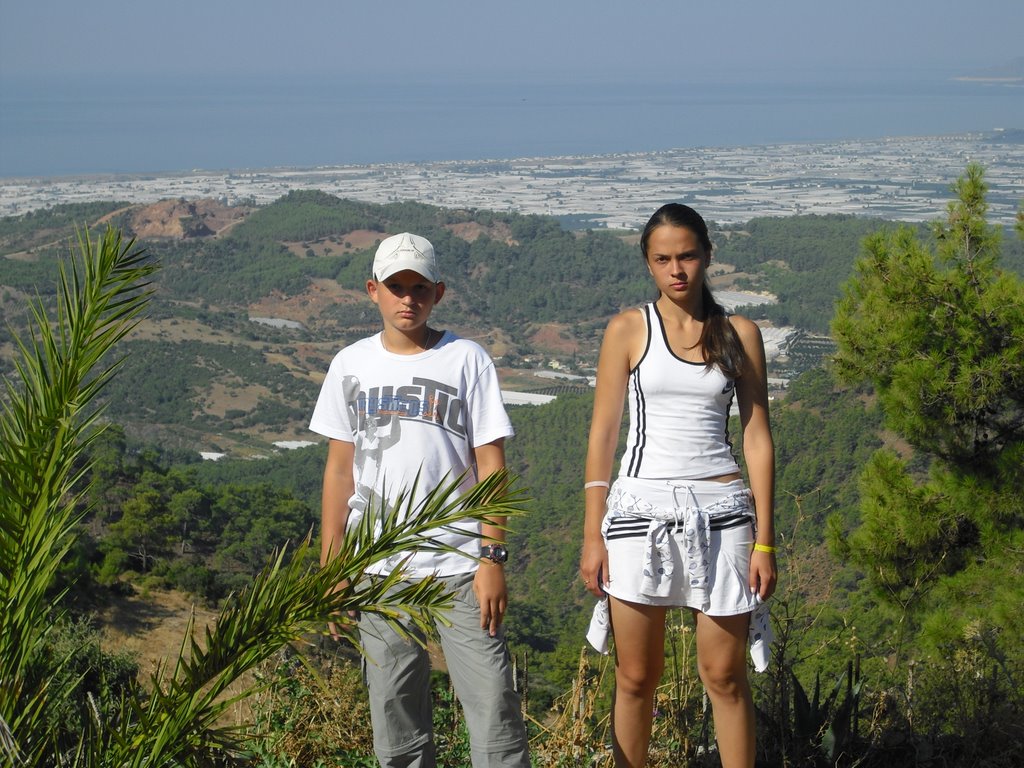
[
  {"left": 695, "top": 611, "right": 755, "bottom": 768},
  {"left": 608, "top": 597, "right": 668, "bottom": 767}
]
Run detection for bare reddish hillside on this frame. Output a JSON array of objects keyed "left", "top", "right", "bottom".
[
  {"left": 445, "top": 220, "right": 517, "bottom": 245},
  {"left": 99, "top": 199, "right": 251, "bottom": 239}
]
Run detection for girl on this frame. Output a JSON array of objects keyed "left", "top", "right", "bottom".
[{"left": 580, "top": 204, "right": 777, "bottom": 768}]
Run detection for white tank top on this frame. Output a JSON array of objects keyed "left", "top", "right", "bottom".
[{"left": 619, "top": 303, "right": 740, "bottom": 480}]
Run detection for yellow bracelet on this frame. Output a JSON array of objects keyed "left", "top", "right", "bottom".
[{"left": 753, "top": 543, "right": 777, "bottom": 554}]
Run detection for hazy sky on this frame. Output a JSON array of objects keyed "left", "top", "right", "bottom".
[{"left": 1, "top": 0, "right": 1022, "bottom": 82}]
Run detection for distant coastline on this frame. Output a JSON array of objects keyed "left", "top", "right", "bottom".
[
  {"left": 3, "top": 74, "right": 1023, "bottom": 179},
  {"left": 953, "top": 76, "right": 1023, "bottom": 83},
  {"left": 953, "top": 55, "right": 1024, "bottom": 83},
  {"left": 2, "top": 132, "right": 1022, "bottom": 229}
]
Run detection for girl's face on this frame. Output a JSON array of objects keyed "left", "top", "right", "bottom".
[{"left": 644, "top": 225, "right": 710, "bottom": 301}]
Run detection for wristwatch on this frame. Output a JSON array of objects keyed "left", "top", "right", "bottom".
[{"left": 480, "top": 543, "right": 508, "bottom": 564}]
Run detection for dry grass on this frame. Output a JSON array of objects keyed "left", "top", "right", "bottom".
[
  {"left": 99, "top": 588, "right": 220, "bottom": 680},
  {"left": 98, "top": 588, "right": 267, "bottom": 729},
  {"left": 529, "top": 647, "right": 613, "bottom": 766},
  {"left": 96, "top": 590, "right": 718, "bottom": 765},
  {"left": 249, "top": 653, "right": 376, "bottom": 763}
]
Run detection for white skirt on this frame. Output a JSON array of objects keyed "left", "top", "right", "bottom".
[{"left": 602, "top": 476, "right": 758, "bottom": 616}]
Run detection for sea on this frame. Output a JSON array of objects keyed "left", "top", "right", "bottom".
[{"left": 1, "top": 73, "right": 1022, "bottom": 179}]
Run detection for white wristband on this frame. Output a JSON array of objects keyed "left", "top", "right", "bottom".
[{"left": 584, "top": 481, "right": 610, "bottom": 490}]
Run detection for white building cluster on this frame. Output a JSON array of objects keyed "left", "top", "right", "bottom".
[{"left": 2, "top": 133, "right": 1021, "bottom": 227}]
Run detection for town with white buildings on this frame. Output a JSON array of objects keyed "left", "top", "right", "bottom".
[{"left": 2, "top": 132, "right": 1022, "bottom": 229}]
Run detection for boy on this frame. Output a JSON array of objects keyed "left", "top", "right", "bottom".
[{"left": 309, "top": 232, "right": 530, "bottom": 768}]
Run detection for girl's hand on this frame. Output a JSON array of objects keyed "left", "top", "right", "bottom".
[
  {"left": 749, "top": 549, "right": 778, "bottom": 600},
  {"left": 580, "top": 538, "right": 610, "bottom": 598}
]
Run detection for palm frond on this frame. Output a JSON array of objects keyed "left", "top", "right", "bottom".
[
  {"left": 99, "top": 469, "right": 527, "bottom": 767},
  {"left": 0, "top": 228, "right": 154, "bottom": 766},
  {"left": 0, "top": 223, "right": 529, "bottom": 766}
]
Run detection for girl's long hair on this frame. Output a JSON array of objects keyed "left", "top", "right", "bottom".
[{"left": 640, "top": 203, "right": 746, "bottom": 380}]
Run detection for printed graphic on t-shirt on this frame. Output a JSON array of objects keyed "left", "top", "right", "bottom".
[
  {"left": 349, "top": 376, "right": 468, "bottom": 438},
  {"left": 341, "top": 375, "right": 403, "bottom": 508},
  {"left": 344, "top": 374, "right": 470, "bottom": 508},
  {"left": 348, "top": 376, "right": 468, "bottom": 514}
]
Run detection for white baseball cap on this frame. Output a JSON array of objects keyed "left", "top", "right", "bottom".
[{"left": 372, "top": 233, "right": 440, "bottom": 282}]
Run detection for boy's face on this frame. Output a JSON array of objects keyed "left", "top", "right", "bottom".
[{"left": 366, "top": 270, "right": 445, "bottom": 332}]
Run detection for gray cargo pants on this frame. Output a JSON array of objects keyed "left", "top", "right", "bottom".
[{"left": 358, "top": 572, "right": 531, "bottom": 768}]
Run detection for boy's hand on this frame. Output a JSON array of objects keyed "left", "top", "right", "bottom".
[
  {"left": 473, "top": 563, "right": 508, "bottom": 637},
  {"left": 326, "top": 578, "right": 358, "bottom": 639}
]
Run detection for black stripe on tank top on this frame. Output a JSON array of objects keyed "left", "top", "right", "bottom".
[
  {"left": 626, "top": 369, "right": 646, "bottom": 476},
  {"left": 626, "top": 305, "right": 653, "bottom": 476}
]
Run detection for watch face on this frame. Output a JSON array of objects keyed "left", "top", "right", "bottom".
[{"left": 483, "top": 544, "right": 508, "bottom": 563}]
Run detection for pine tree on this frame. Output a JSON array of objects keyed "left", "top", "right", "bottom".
[{"left": 828, "top": 164, "right": 1024, "bottom": 669}]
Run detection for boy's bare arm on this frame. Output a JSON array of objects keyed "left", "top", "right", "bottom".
[
  {"left": 321, "top": 438, "right": 356, "bottom": 566},
  {"left": 472, "top": 439, "right": 509, "bottom": 637},
  {"left": 474, "top": 438, "right": 508, "bottom": 543},
  {"left": 321, "top": 439, "right": 356, "bottom": 636}
]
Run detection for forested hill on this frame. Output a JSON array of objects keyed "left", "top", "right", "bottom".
[
  {"left": 8, "top": 191, "right": 1021, "bottom": 457},
  {"left": 7, "top": 172, "right": 1024, "bottom": 764},
  {"left": 75, "top": 368, "right": 886, "bottom": 712}
]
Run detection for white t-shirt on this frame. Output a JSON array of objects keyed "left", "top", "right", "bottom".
[{"left": 309, "top": 330, "right": 514, "bottom": 577}]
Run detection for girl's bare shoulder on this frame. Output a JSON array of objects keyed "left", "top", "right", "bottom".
[
  {"left": 601, "top": 307, "right": 648, "bottom": 367},
  {"left": 606, "top": 306, "right": 646, "bottom": 336},
  {"left": 727, "top": 314, "right": 764, "bottom": 343}
]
